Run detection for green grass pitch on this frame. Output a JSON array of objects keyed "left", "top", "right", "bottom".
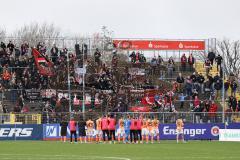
[{"left": 0, "top": 141, "right": 239, "bottom": 160}]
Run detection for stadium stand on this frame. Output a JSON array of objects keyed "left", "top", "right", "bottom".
[{"left": 0, "top": 38, "right": 239, "bottom": 124}]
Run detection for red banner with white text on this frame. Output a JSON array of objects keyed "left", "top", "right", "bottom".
[{"left": 113, "top": 40, "right": 205, "bottom": 50}]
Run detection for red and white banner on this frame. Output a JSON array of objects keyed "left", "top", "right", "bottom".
[
  {"left": 32, "top": 48, "right": 55, "bottom": 76},
  {"left": 113, "top": 40, "right": 205, "bottom": 50}
]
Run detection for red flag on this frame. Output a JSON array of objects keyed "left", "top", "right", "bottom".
[{"left": 32, "top": 48, "right": 55, "bottom": 76}]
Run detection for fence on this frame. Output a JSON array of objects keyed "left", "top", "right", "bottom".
[{"left": 1, "top": 112, "right": 240, "bottom": 124}]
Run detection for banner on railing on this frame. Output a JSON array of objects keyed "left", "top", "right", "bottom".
[
  {"left": 41, "top": 89, "right": 57, "bottom": 98},
  {"left": 113, "top": 40, "right": 205, "bottom": 50},
  {"left": 0, "top": 124, "right": 43, "bottom": 140},
  {"left": 26, "top": 89, "right": 41, "bottom": 100}
]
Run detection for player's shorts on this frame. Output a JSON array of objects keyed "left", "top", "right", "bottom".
[
  {"left": 141, "top": 128, "right": 149, "bottom": 136},
  {"left": 117, "top": 128, "right": 125, "bottom": 136},
  {"left": 176, "top": 129, "right": 184, "bottom": 135},
  {"left": 150, "top": 128, "right": 159, "bottom": 136},
  {"left": 95, "top": 129, "right": 102, "bottom": 135},
  {"left": 86, "top": 129, "right": 94, "bottom": 136},
  {"left": 125, "top": 129, "right": 130, "bottom": 136}
]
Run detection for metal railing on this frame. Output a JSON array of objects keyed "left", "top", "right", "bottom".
[{"left": 1, "top": 112, "right": 239, "bottom": 124}]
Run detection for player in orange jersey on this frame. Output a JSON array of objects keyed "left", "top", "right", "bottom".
[
  {"left": 86, "top": 118, "right": 94, "bottom": 143},
  {"left": 117, "top": 116, "right": 125, "bottom": 143},
  {"left": 176, "top": 118, "right": 185, "bottom": 143},
  {"left": 151, "top": 117, "right": 160, "bottom": 143},
  {"left": 141, "top": 117, "right": 149, "bottom": 144},
  {"left": 96, "top": 116, "right": 102, "bottom": 143}
]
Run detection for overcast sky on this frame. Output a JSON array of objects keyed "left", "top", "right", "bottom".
[{"left": 1, "top": 0, "right": 240, "bottom": 40}]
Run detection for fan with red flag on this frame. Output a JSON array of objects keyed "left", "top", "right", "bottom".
[{"left": 32, "top": 48, "right": 55, "bottom": 76}]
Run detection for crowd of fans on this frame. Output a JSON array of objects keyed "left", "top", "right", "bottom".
[{"left": 0, "top": 40, "right": 239, "bottom": 124}]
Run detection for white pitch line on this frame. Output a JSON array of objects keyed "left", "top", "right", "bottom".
[
  {"left": 0, "top": 154, "right": 131, "bottom": 160},
  {"left": 133, "top": 157, "right": 240, "bottom": 160}
]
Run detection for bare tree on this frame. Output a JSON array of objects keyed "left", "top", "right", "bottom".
[
  {"left": 0, "top": 27, "right": 6, "bottom": 42},
  {"left": 217, "top": 39, "right": 240, "bottom": 77},
  {"left": 10, "top": 22, "right": 61, "bottom": 48}
]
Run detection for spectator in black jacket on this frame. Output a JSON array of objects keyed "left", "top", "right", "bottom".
[
  {"left": 224, "top": 80, "right": 230, "bottom": 98},
  {"left": 7, "top": 41, "right": 15, "bottom": 53},
  {"left": 188, "top": 53, "right": 195, "bottom": 71},
  {"left": 228, "top": 95, "right": 237, "bottom": 112},
  {"left": 204, "top": 100, "right": 210, "bottom": 112},
  {"left": 230, "top": 80, "right": 238, "bottom": 97},
  {"left": 37, "top": 42, "right": 43, "bottom": 51},
  {"left": 197, "top": 73, "right": 205, "bottom": 93},
  {"left": 207, "top": 74, "right": 214, "bottom": 92},
  {"left": 94, "top": 48, "right": 101, "bottom": 66},
  {"left": 0, "top": 42, "right": 6, "bottom": 51},
  {"left": 176, "top": 72, "right": 184, "bottom": 92},
  {"left": 193, "top": 101, "right": 204, "bottom": 123},
  {"left": 181, "top": 53, "right": 187, "bottom": 71},
  {"left": 50, "top": 44, "right": 59, "bottom": 64},
  {"left": 208, "top": 51, "right": 216, "bottom": 65},
  {"left": 60, "top": 117, "right": 68, "bottom": 142},
  {"left": 213, "top": 73, "right": 221, "bottom": 83},
  {"left": 21, "top": 41, "right": 29, "bottom": 55},
  {"left": 190, "top": 72, "right": 197, "bottom": 86},
  {"left": 215, "top": 54, "right": 223, "bottom": 71},
  {"left": 214, "top": 79, "right": 223, "bottom": 100}
]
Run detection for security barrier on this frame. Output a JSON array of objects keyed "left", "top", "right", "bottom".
[
  {"left": 41, "top": 112, "right": 240, "bottom": 124},
  {"left": 1, "top": 112, "right": 240, "bottom": 125}
]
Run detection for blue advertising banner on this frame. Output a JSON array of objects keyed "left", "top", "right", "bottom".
[
  {"left": 43, "top": 124, "right": 79, "bottom": 139},
  {"left": 160, "top": 123, "right": 240, "bottom": 140},
  {"left": 0, "top": 124, "right": 43, "bottom": 140},
  {"left": 43, "top": 123, "right": 240, "bottom": 140}
]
